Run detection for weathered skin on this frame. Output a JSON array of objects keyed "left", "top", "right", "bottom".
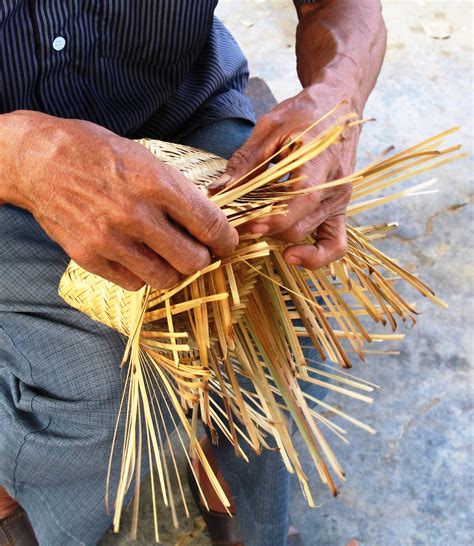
[
  {"left": 0, "top": 0, "right": 386, "bottom": 289},
  {"left": 212, "top": 0, "right": 387, "bottom": 270},
  {"left": 0, "top": 111, "right": 238, "bottom": 290}
]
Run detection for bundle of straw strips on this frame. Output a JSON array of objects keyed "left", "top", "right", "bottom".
[{"left": 58, "top": 109, "right": 463, "bottom": 541}]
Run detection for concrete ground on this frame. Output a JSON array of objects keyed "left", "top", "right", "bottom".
[{"left": 101, "top": 1, "right": 473, "bottom": 545}]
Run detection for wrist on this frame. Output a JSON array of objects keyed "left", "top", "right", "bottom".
[
  {"left": 0, "top": 110, "right": 40, "bottom": 209},
  {"left": 302, "top": 77, "right": 364, "bottom": 120},
  {"left": 0, "top": 110, "right": 69, "bottom": 211},
  {"left": 0, "top": 112, "right": 22, "bottom": 206}
]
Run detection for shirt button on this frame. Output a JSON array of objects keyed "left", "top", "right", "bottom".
[{"left": 52, "top": 36, "right": 66, "bottom": 51}]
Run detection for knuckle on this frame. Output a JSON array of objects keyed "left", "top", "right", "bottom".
[
  {"left": 227, "top": 148, "right": 249, "bottom": 172},
  {"left": 86, "top": 235, "right": 103, "bottom": 255},
  {"left": 148, "top": 264, "right": 180, "bottom": 290},
  {"left": 279, "top": 226, "right": 305, "bottom": 244},
  {"left": 201, "top": 211, "right": 226, "bottom": 244},
  {"left": 325, "top": 145, "right": 340, "bottom": 164},
  {"left": 333, "top": 238, "right": 348, "bottom": 259},
  {"left": 72, "top": 248, "right": 96, "bottom": 270},
  {"left": 338, "top": 183, "right": 352, "bottom": 202},
  {"left": 271, "top": 216, "right": 293, "bottom": 234},
  {"left": 158, "top": 270, "right": 180, "bottom": 290},
  {"left": 121, "top": 278, "right": 145, "bottom": 291},
  {"left": 111, "top": 247, "right": 140, "bottom": 271},
  {"left": 302, "top": 187, "right": 322, "bottom": 207},
  {"left": 112, "top": 199, "right": 143, "bottom": 230},
  {"left": 115, "top": 199, "right": 137, "bottom": 223},
  {"left": 182, "top": 247, "right": 210, "bottom": 275},
  {"left": 256, "top": 113, "right": 275, "bottom": 131}
]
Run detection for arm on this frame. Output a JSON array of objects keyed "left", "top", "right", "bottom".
[
  {"left": 0, "top": 111, "right": 238, "bottom": 289},
  {"left": 212, "top": 0, "right": 387, "bottom": 269},
  {"left": 294, "top": 0, "right": 386, "bottom": 111}
]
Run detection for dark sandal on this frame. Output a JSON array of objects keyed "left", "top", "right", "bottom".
[
  {"left": 188, "top": 465, "right": 243, "bottom": 546},
  {"left": 0, "top": 507, "right": 38, "bottom": 546},
  {"left": 188, "top": 465, "right": 305, "bottom": 546}
]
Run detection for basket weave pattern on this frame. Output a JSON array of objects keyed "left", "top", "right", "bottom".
[{"left": 57, "top": 122, "right": 461, "bottom": 540}]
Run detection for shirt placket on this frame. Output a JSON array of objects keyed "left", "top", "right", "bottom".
[{"left": 29, "top": 0, "right": 75, "bottom": 113}]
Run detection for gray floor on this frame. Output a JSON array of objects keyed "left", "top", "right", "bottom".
[{"left": 101, "top": 2, "right": 473, "bottom": 545}]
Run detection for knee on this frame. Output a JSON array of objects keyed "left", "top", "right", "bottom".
[
  {"left": 27, "top": 325, "right": 128, "bottom": 428},
  {"left": 59, "top": 329, "right": 127, "bottom": 406}
]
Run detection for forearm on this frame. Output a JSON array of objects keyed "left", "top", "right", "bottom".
[{"left": 294, "top": 0, "right": 387, "bottom": 112}]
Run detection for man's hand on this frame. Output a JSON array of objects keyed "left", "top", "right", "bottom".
[
  {"left": 212, "top": 0, "right": 386, "bottom": 271},
  {"left": 0, "top": 111, "right": 238, "bottom": 291},
  {"left": 211, "top": 89, "right": 358, "bottom": 269}
]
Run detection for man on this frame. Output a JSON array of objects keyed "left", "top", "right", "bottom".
[{"left": 0, "top": 1, "right": 386, "bottom": 545}]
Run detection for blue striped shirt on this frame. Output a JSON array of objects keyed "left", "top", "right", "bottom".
[{"left": 0, "top": 1, "right": 313, "bottom": 139}]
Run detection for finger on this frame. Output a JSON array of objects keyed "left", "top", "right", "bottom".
[
  {"left": 271, "top": 184, "right": 352, "bottom": 243},
  {"left": 272, "top": 206, "right": 327, "bottom": 244},
  {"left": 283, "top": 214, "right": 348, "bottom": 270},
  {"left": 143, "top": 163, "right": 239, "bottom": 258},
  {"left": 165, "top": 186, "right": 239, "bottom": 258},
  {"left": 248, "top": 189, "right": 323, "bottom": 236},
  {"left": 207, "top": 118, "right": 281, "bottom": 191},
  {"left": 74, "top": 256, "right": 145, "bottom": 292},
  {"left": 101, "top": 240, "right": 181, "bottom": 290},
  {"left": 247, "top": 154, "right": 335, "bottom": 235},
  {"left": 74, "top": 217, "right": 183, "bottom": 289},
  {"left": 135, "top": 212, "right": 211, "bottom": 275}
]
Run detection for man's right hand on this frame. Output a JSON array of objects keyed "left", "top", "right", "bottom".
[{"left": 0, "top": 111, "right": 238, "bottom": 291}]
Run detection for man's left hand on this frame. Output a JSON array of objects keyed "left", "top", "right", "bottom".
[{"left": 210, "top": 85, "right": 360, "bottom": 270}]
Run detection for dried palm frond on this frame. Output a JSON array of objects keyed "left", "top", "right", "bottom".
[{"left": 58, "top": 110, "right": 463, "bottom": 542}]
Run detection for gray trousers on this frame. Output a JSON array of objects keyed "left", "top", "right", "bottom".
[{"left": 0, "top": 119, "right": 327, "bottom": 545}]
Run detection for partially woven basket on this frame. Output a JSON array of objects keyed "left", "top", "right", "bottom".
[
  {"left": 58, "top": 115, "right": 462, "bottom": 541},
  {"left": 59, "top": 140, "right": 227, "bottom": 336}
]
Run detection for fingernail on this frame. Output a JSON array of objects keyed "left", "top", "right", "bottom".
[
  {"left": 286, "top": 256, "right": 301, "bottom": 265},
  {"left": 208, "top": 173, "right": 232, "bottom": 190},
  {"left": 249, "top": 223, "right": 270, "bottom": 235}
]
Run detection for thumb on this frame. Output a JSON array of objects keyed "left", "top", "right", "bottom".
[{"left": 208, "top": 126, "right": 278, "bottom": 192}]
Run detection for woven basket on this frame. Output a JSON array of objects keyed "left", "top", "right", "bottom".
[
  {"left": 59, "top": 140, "right": 227, "bottom": 335},
  {"left": 58, "top": 122, "right": 461, "bottom": 540}
]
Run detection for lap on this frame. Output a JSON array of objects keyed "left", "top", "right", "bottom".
[
  {"left": 0, "top": 204, "right": 127, "bottom": 425},
  {"left": 0, "top": 204, "right": 130, "bottom": 544},
  {"left": 0, "top": 116, "right": 328, "bottom": 544},
  {"left": 0, "top": 117, "right": 327, "bottom": 439},
  {"left": 0, "top": 117, "right": 255, "bottom": 420},
  {"left": 0, "top": 117, "right": 256, "bottom": 477},
  {"left": 177, "top": 118, "right": 254, "bottom": 160}
]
